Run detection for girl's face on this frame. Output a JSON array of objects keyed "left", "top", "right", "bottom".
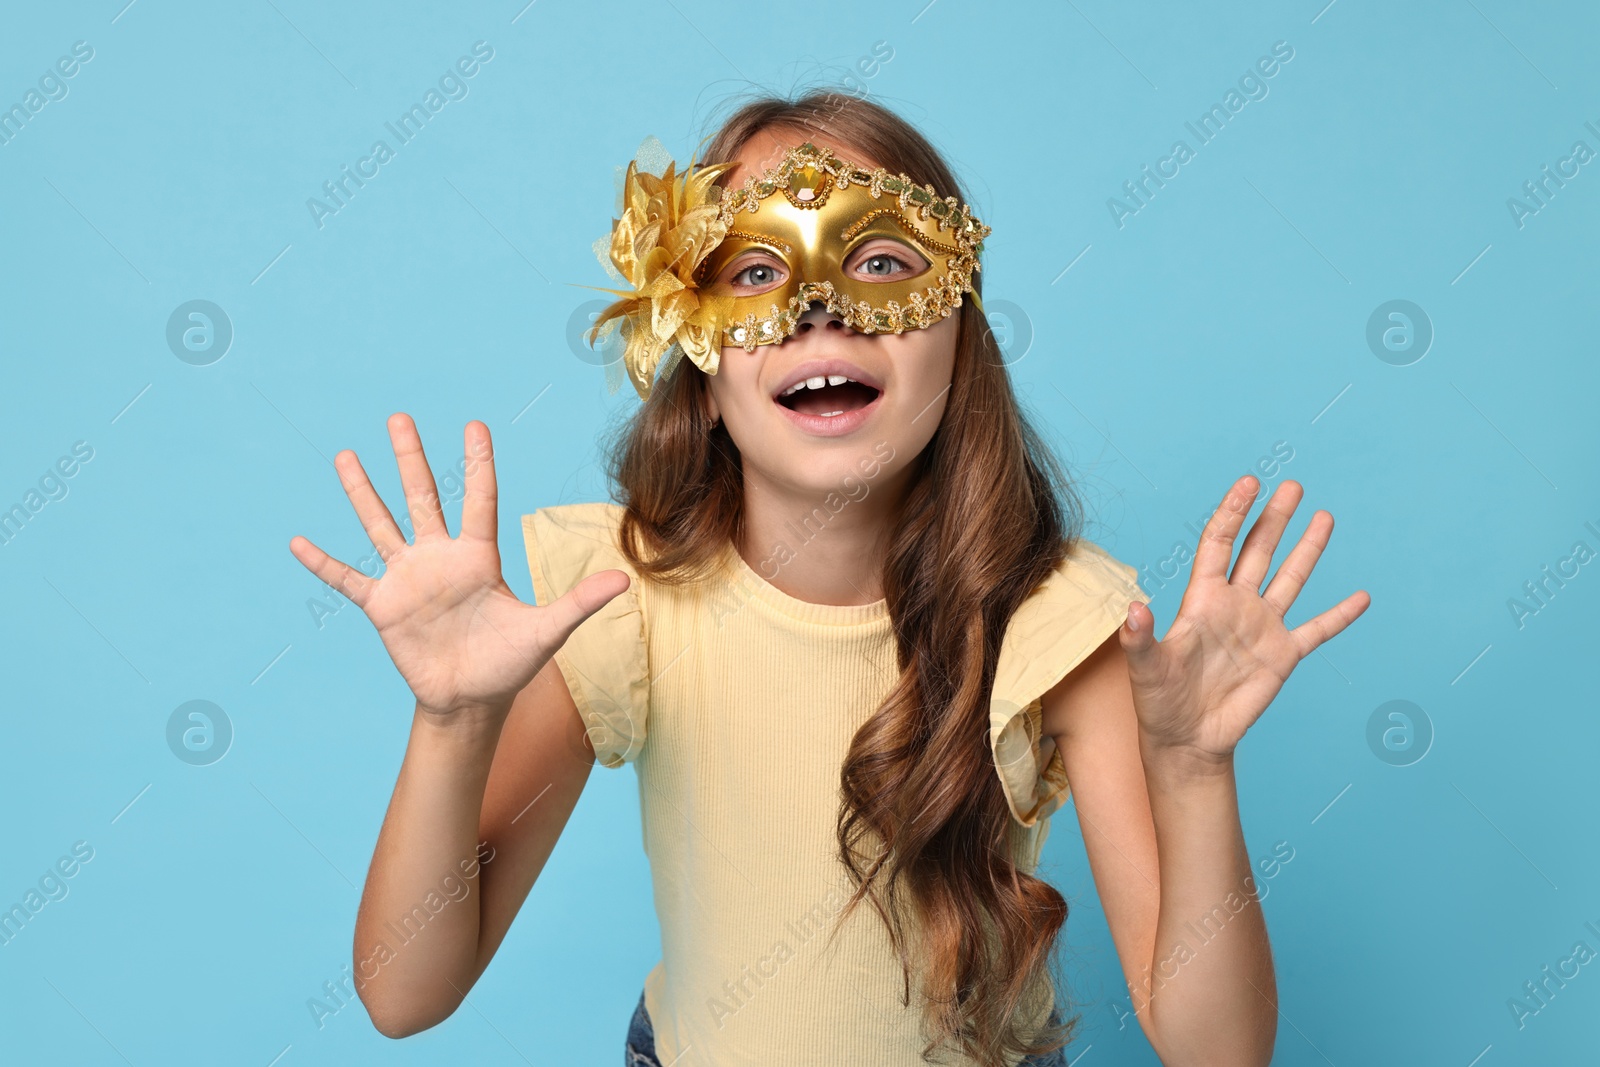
[{"left": 702, "top": 127, "right": 960, "bottom": 503}]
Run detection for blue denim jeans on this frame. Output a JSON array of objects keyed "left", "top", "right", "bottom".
[{"left": 624, "top": 989, "right": 1069, "bottom": 1066}]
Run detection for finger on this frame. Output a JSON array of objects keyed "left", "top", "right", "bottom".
[
  {"left": 459, "top": 421, "right": 498, "bottom": 544},
  {"left": 388, "top": 412, "right": 450, "bottom": 542},
  {"left": 1192, "top": 475, "right": 1261, "bottom": 581},
  {"left": 534, "top": 569, "right": 633, "bottom": 650},
  {"left": 1261, "top": 509, "right": 1333, "bottom": 616},
  {"left": 1231, "top": 480, "right": 1304, "bottom": 592},
  {"left": 1117, "top": 599, "right": 1159, "bottom": 662},
  {"left": 1288, "top": 589, "right": 1371, "bottom": 659},
  {"left": 288, "top": 534, "right": 376, "bottom": 608},
  {"left": 335, "top": 449, "right": 406, "bottom": 561}
]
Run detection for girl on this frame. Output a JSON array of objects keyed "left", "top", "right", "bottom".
[{"left": 289, "top": 91, "right": 1368, "bottom": 1067}]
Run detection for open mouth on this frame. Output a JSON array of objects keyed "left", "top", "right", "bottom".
[{"left": 775, "top": 376, "right": 882, "bottom": 418}]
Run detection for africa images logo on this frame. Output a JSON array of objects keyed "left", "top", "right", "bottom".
[
  {"left": 306, "top": 41, "right": 495, "bottom": 230},
  {"left": 1107, "top": 40, "right": 1295, "bottom": 229}
]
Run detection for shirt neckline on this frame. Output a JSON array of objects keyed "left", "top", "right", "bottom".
[{"left": 717, "top": 540, "right": 891, "bottom": 626}]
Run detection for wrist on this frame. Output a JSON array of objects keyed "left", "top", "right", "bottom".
[
  {"left": 401, "top": 702, "right": 508, "bottom": 786},
  {"left": 413, "top": 700, "right": 510, "bottom": 740},
  {"left": 1138, "top": 729, "right": 1236, "bottom": 784}
]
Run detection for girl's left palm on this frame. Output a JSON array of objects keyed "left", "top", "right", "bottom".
[{"left": 1120, "top": 476, "right": 1371, "bottom": 762}]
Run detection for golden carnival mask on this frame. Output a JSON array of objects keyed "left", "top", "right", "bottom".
[{"left": 581, "top": 137, "right": 991, "bottom": 400}]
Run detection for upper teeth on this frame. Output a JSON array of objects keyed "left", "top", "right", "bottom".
[{"left": 780, "top": 374, "right": 860, "bottom": 397}]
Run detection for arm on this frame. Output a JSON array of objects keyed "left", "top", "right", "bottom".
[
  {"left": 1042, "top": 475, "right": 1369, "bottom": 1067},
  {"left": 352, "top": 658, "right": 596, "bottom": 1037},
  {"left": 288, "top": 414, "right": 628, "bottom": 1037},
  {"left": 1044, "top": 636, "right": 1275, "bottom": 1065}
]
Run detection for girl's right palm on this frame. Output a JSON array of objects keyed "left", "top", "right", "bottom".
[{"left": 289, "top": 414, "right": 628, "bottom": 718}]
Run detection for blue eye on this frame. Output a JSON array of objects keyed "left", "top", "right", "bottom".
[
  {"left": 732, "top": 262, "right": 782, "bottom": 287},
  {"left": 860, "top": 253, "right": 910, "bottom": 277}
]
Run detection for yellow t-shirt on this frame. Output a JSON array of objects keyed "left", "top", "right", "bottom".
[{"left": 520, "top": 501, "right": 1151, "bottom": 1066}]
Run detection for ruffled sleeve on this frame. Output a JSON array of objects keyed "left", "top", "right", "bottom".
[
  {"left": 519, "top": 502, "right": 649, "bottom": 768},
  {"left": 990, "top": 537, "right": 1151, "bottom": 827}
]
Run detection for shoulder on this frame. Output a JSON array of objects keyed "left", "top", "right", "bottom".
[
  {"left": 520, "top": 500, "right": 626, "bottom": 550},
  {"left": 988, "top": 536, "right": 1149, "bottom": 827},
  {"left": 994, "top": 536, "right": 1148, "bottom": 706},
  {"left": 517, "top": 501, "right": 650, "bottom": 768},
  {"left": 519, "top": 502, "right": 638, "bottom": 605}
]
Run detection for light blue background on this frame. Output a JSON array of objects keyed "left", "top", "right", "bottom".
[{"left": 2, "top": 0, "right": 1597, "bottom": 1063}]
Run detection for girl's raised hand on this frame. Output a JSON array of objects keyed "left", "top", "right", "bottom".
[
  {"left": 1117, "top": 476, "right": 1370, "bottom": 766},
  {"left": 288, "top": 414, "right": 630, "bottom": 721}
]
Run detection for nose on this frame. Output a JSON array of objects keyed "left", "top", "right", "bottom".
[{"left": 793, "top": 299, "right": 853, "bottom": 336}]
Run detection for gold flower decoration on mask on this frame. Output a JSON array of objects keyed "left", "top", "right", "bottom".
[{"left": 583, "top": 150, "right": 739, "bottom": 401}]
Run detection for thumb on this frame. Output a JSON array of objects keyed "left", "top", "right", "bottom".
[
  {"left": 536, "top": 568, "right": 633, "bottom": 649},
  {"left": 1117, "top": 600, "right": 1160, "bottom": 675}
]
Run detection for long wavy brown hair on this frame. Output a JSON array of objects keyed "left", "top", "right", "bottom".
[{"left": 601, "top": 88, "right": 1089, "bottom": 1066}]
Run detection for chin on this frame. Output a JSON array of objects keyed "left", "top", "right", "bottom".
[{"left": 755, "top": 440, "right": 903, "bottom": 506}]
